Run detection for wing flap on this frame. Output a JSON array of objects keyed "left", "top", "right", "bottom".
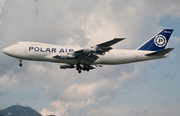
[
  {"left": 79, "top": 54, "right": 99, "bottom": 63},
  {"left": 145, "top": 48, "right": 174, "bottom": 56}
]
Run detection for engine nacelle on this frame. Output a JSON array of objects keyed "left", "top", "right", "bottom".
[
  {"left": 60, "top": 64, "right": 75, "bottom": 69},
  {"left": 60, "top": 53, "right": 75, "bottom": 59},
  {"left": 83, "top": 46, "right": 96, "bottom": 54}
]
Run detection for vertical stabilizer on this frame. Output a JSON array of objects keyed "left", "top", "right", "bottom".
[{"left": 137, "top": 29, "right": 173, "bottom": 51}]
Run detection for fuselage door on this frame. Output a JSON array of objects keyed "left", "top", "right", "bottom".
[{"left": 24, "top": 47, "right": 27, "bottom": 53}]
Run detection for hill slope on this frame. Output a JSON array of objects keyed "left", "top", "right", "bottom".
[{"left": 0, "top": 105, "right": 42, "bottom": 116}]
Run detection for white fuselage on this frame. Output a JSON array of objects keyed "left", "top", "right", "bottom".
[{"left": 2, "top": 41, "right": 167, "bottom": 65}]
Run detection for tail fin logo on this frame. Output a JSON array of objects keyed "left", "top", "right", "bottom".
[
  {"left": 154, "top": 35, "right": 167, "bottom": 47},
  {"left": 137, "top": 29, "right": 173, "bottom": 51}
]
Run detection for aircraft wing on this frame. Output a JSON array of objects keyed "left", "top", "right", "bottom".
[
  {"left": 97, "top": 38, "right": 125, "bottom": 47},
  {"left": 53, "top": 38, "right": 125, "bottom": 64},
  {"left": 72, "top": 38, "right": 125, "bottom": 64},
  {"left": 75, "top": 38, "right": 125, "bottom": 54},
  {"left": 95, "top": 38, "right": 125, "bottom": 54},
  {"left": 77, "top": 54, "right": 99, "bottom": 64}
]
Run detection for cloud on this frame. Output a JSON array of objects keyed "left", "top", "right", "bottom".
[
  {"left": 40, "top": 100, "right": 73, "bottom": 116},
  {"left": 0, "top": 74, "right": 19, "bottom": 91},
  {"left": 37, "top": 63, "right": 148, "bottom": 116},
  {"left": 0, "top": 0, "right": 6, "bottom": 14}
]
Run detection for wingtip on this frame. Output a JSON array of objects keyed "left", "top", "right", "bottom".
[{"left": 114, "top": 38, "right": 126, "bottom": 40}]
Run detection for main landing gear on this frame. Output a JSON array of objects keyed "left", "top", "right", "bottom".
[
  {"left": 76, "top": 63, "right": 91, "bottom": 73},
  {"left": 76, "top": 63, "right": 82, "bottom": 73},
  {"left": 19, "top": 60, "right": 22, "bottom": 67}
]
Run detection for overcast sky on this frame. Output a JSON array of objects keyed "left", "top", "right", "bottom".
[{"left": 0, "top": 0, "right": 180, "bottom": 116}]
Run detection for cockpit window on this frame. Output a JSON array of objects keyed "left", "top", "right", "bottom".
[{"left": 15, "top": 42, "right": 19, "bottom": 44}]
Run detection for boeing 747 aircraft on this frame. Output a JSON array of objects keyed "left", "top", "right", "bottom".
[{"left": 2, "top": 29, "right": 174, "bottom": 73}]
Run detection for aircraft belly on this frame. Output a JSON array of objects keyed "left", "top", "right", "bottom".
[
  {"left": 97, "top": 50, "right": 153, "bottom": 65},
  {"left": 99, "top": 53, "right": 134, "bottom": 65}
]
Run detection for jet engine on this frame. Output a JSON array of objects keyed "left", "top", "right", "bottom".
[
  {"left": 59, "top": 53, "right": 75, "bottom": 59},
  {"left": 60, "top": 64, "right": 75, "bottom": 69},
  {"left": 53, "top": 53, "right": 75, "bottom": 59},
  {"left": 83, "top": 46, "right": 97, "bottom": 54}
]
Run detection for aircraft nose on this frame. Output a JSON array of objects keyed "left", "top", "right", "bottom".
[
  {"left": 2, "top": 47, "right": 14, "bottom": 56},
  {"left": 2, "top": 47, "right": 8, "bottom": 53}
]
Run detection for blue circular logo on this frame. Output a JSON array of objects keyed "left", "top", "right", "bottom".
[{"left": 154, "top": 35, "right": 167, "bottom": 47}]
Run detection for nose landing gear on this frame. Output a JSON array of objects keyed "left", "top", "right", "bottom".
[{"left": 19, "top": 60, "right": 22, "bottom": 67}]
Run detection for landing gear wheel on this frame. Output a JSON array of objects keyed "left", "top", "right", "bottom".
[
  {"left": 19, "top": 63, "right": 22, "bottom": 67},
  {"left": 76, "top": 63, "right": 82, "bottom": 71},
  {"left": 19, "top": 60, "right": 22, "bottom": 67},
  {"left": 78, "top": 70, "right": 81, "bottom": 73}
]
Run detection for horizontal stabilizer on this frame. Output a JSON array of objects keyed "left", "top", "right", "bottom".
[{"left": 145, "top": 48, "right": 174, "bottom": 56}]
